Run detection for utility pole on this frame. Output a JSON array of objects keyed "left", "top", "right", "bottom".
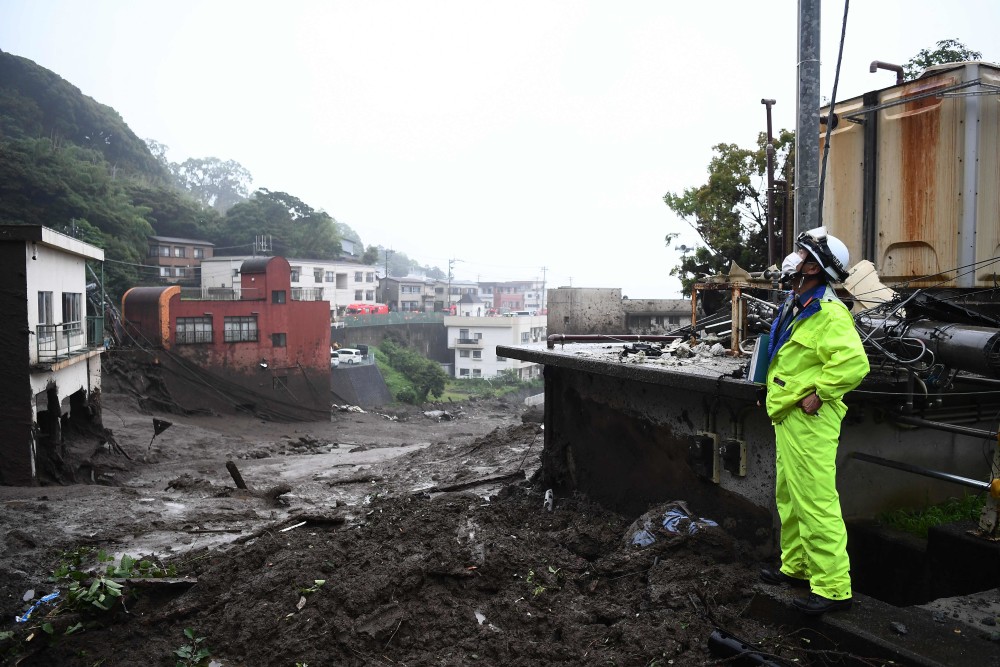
[
  {"left": 761, "top": 99, "right": 777, "bottom": 266},
  {"left": 447, "top": 258, "right": 455, "bottom": 313},
  {"left": 384, "top": 248, "right": 394, "bottom": 278},
  {"left": 540, "top": 266, "right": 547, "bottom": 313}
]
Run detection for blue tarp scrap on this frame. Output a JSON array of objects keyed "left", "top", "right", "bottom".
[
  {"left": 627, "top": 501, "right": 719, "bottom": 547},
  {"left": 15, "top": 591, "right": 60, "bottom": 623}
]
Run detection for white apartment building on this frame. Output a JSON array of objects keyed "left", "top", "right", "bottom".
[
  {"left": 0, "top": 226, "right": 105, "bottom": 485},
  {"left": 200, "top": 256, "right": 380, "bottom": 318},
  {"left": 444, "top": 314, "right": 546, "bottom": 380}
]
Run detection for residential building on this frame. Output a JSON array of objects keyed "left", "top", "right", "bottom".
[
  {"left": 199, "top": 256, "right": 379, "bottom": 319},
  {"left": 444, "top": 314, "right": 546, "bottom": 380},
  {"left": 379, "top": 275, "right": 436, "bottom": 312},
  {"left": 434, "top": 279, "right": 479, "bottom": 313},
  {"left": 0, "top": 225, "right": 105, "bottom": 485},
  {"left": 147, "top": 236, "right": 214, "bottom": 283},
  {"left": 482, "top": 280, "right": 545, "bottom": 313},
  {"left": 623, "top": 298, "right": 693, "bottom": 333},
  {"left": 122, "top": 256, "right": 330, "bottom": 419}
]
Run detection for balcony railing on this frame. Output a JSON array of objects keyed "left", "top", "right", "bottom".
[
  {"left": 456, "top": 337, "right": 482, "bottom": 345},
  {"left": 180, "top": 287, "right": 263, "bottom": 301},
  {"left": 179, "top": 286, "right": 327, "bottom": 302},
  {"left": 36, "top": 316, "right": 104, "bottom": 362},
  {"left": 291, "top": 287, "right": 325, "bottom": 301}
]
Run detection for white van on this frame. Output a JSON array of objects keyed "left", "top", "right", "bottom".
[
  {"left": 330, "top": 348, "right": 340, "bottom": 368},
  {"left": 337, "top": 348, "right": 363, "bottom": 365}
]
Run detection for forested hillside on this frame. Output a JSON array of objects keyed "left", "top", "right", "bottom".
[
  {"left": 0, "top": 50, "right": 449, "bottom": 301},
  {"left": 0, "top": 50, "right": 347, "bottom": 299}
]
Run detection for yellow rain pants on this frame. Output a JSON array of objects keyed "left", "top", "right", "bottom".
[{"left": 766, "top": 287, "right": 869, "bottom": 600}]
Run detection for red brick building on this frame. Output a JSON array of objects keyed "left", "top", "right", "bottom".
[{"left": 122, "top": 256, "right": 331, "bottom": 420}]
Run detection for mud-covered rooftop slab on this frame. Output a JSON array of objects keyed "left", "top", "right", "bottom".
[{"left": 497, "top": 341, "right": 756, "bottom": 400}]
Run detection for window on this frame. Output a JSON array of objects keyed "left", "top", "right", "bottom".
[
  {"left": 224, "top": 316, "right": 258, "bottom": 342},
  {"left": 272, "top": 290, "right": 286, "bottom": 304},
  {"left": 271, "top": 333, "right": 287, "bottom": 347},
  {"left": 325, "top": 271, "right": 335, "bottom": 282},
  {"left": 232, "top": 269, "right": 240, "bottom": 278},
  {"left": 472, "top": 350, "right": 482, "bottom": 359},
  {"left": 365, "top": 290, "right": 374, "bottom": 300},
  {"left": 160, "top": 246, "right": 171, "bottom": 257},
  {"left": 37, "top": 291, "right": 53, "bottom": 337},
  {"left": 193, "top": 248, "right": 205, "bottom": 259},
  {"left": 521, "top": 332, "right": 530, "bottom": 343},
  {"left": 160, "top": 267, "right": 171, "bottom": 277},
  {"left": 62, "top": 293, "right": 82, "bottom": 331},
  {"left": 148, "top": 246, "right": 160, "bottom": 257},
  {"left": 475, "top": 332, "right": 482, "bottom": 340},
  {"left": 460, "top": 350, "right": 470, "bottom": 358},
  {"left": 290, "top": 266, "right": 301, "bottom": 282},
  {"left": 173, "top": 247, "right": 186, "bottom": 258},
  {"left": 355, "top": 271, "right": 363, "bottom": 282},
  {"left": 365, "top": 272, "right": 374, "bottom": 283},
  {"left": 354, "top": 290, "right": 363, "bottom": 300},
  {"left": 176, "top": 316, "right": 213, "bottom": 344},
  {"left": 435, "top": 287, "right": 443, "bottom": 294},
  {"left": 473, "top": 369, "right": 482, "bottom": 378},
  {"left": 497, "top": 356, "right": 507, "bottom": 362},
  {"left": 459, "top": 368, "right": 470, "bottom": 377},
  {"left": 313, "top": 268, "right": 323, "bottom": 282},
  {"left": 459, "top": 328, "right": 469, "bottom": 338}
]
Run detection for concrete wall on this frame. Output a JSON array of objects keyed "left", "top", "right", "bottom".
[
  {"left": 547, "top": 287, "right": 693, "bottom": 335},
  {"left": 547, "top": 288, "right": 626, "bottom": 335}
]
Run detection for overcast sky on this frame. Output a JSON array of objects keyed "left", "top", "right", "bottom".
[{"left": 2, "top": 1, "right": 997, "bottom": 296}]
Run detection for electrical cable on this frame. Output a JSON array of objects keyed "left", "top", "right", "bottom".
[{"left": 817, "top": 0, "right": 850, "bottom": 226}]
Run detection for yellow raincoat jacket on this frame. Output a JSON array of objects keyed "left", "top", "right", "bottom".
[{"left": 765, "top": 285, "right": 869, "bottom": 600}]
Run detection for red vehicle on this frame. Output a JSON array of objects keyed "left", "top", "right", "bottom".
[{"left": 345, "top": 303, "right": 389, "bottom": 315}]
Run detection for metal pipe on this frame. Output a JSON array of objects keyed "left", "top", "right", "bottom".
[
  {"left": 887, "top": 413, "right": 999, "bottom": 440},
  {"left": 545, "top": 334, "right": 682, "bottom": 350},
  {"left": 794, "top": 0, "right": 821, "bottom": 234},
  {"left": 869, "top": 60, "right": 905, "bottom": 85},
  {"left": 851, "top": 452, "right": 990, "bottom": 492}
]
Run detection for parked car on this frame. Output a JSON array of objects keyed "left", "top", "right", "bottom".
[
  {"left": 337, "top": 348, "right": 363, "bottom": 365},
  {"left": 330, "top": 348, "right": 340, "bottom": 368}
]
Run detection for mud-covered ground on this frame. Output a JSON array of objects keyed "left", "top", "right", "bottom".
[{"left": 0, "top": 372, "right": 827, "bottom": 666}]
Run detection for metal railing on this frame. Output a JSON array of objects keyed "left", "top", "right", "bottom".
[
  {"left": 291, "top": 287, "right": 325, "bottom": 301},
  {"left": 180, "top": 286, "right": 264, "bottom": 301},
  {"left": 340, "top": 311, "right": 445, "bottom": 327},
  {"left": 37, "top": 317, "right": 104, "bottom": 362}
]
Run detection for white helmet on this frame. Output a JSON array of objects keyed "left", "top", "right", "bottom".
[{"left": 796, "top": 226, "right": 850, "bottom": 282}]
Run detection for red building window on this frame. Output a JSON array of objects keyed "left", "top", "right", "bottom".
[
  {"left": 176, "top": 316, "right": 213, "bottom": 344},
  {"left": 224, "top": 316, "right": 258, "bottom": 343}
]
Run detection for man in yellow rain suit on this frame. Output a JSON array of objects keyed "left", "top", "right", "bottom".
[{"left": 760, "top": 227, "right": 869, "bottom": 615}]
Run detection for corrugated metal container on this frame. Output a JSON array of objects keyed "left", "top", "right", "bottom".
[{"left": 820, "top": 62, "right": 1000, "bottom": 288}]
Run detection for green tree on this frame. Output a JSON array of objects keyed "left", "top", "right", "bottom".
[
  {"left": 220, "top": 189, "right": 341, "bottom": 259},
  {"left": 361, "top": 245, "right": 380, "bottom": 265},
  {"left": 173, "top": 157, "right": 253, "bottom": 213},
  {"left": 379, "top": 339, "right": 448, "bottom": 402},
  {"left": 663, "top": 129, "right": 794, "bottom": 292},
  {"left": 903, "top": 39, "right": 981, "bottom": 80}
]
